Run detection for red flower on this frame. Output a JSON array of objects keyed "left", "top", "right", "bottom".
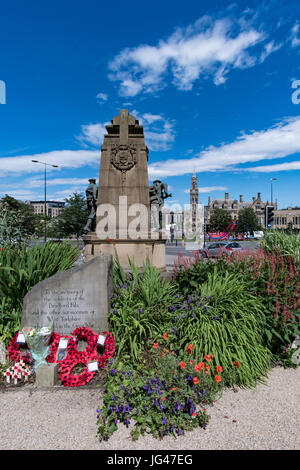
[
  {"left": 204, "top": 355, "right": 211, "bottom": 362},
  {"left": 180, "top": 361, "right": 186, "bottom": 370},
  {"left": 233, "top": 361, "right": 241, "bottom": 368},
  {"left": 153, "top": 343, "right": 159, "bottom": 349},
  {"left": 193, "top": 377, "right": 200, "bottom": 385},
  {"left": 163, "top": 333, "right": 168, "bottom": 340},
  {"left": 186, "top": 344, "right": 193, "bottom": 354},
  {"left": 215, "top": 375, "right": 221, "bottom": 383},
  {"left": 216, "top": 365, "right": 223, "bottom": 373},
  {"left": 195, "top": 362, "right": 204, "bottom": 372}
]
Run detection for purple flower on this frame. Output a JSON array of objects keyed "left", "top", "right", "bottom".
[
  {"left": 115, "top": 405, "right": 119, "bottom": 413},
  {"left": 138, "top": 308, "right": 143, "bottom": 313},
  {"left": 178, "top": 429, "right": 182, "bottom": 436},
  {"left": 110, "top": 368, "right": 117, "bottom": 375},
  {"left": 113, "top": 309, "right": 118, "bottom": 314},
  {"left": 114, "top": 419, "right": 118, "bottom": 425},
  {"left": 162, "top": 417, "right": 167, "bottom": 425}
]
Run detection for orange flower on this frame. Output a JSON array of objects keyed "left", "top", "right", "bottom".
[
  {"left": 204, "top": 371, "right": 210, "bottom": 375},
  {"left": 216, "top": 365, "right": 223, "bottom": 373},
  {"left": 204, "top": 355, "right": 211, "bottom": 362},
  {"left": 153, "top": 343, "right": 159, "bottom": 349},
  {"left": 195, "top": 362, "right": 204, "bottom": 372},
  {"left": 193, "top": 377, "right": 200, "bottom": 385},
  {"left": 166, "top": 349, "right": 170, "bottom": 353},
  {"left": 180, "top": 361, "right": 186, "bottom": 370},
  {"left": 163, "top": 333, "right": 168, "bottom": 340},
  {"left": 172, "top": 387, "right": 178, "bottom": 391},
  {"left": 215, "top": 374, "right": 221, "bottom": 383}
]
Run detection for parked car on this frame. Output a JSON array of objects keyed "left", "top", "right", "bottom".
[{"left": 201, "top": 241, "right": 242, "bottom": 258}]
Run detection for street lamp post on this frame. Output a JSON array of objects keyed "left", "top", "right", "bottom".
[{"left": 32, "top": 160, "right": 59, "bottom": 242}]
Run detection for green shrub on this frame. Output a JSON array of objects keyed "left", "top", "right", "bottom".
[
  {"left": 0, "top": 242, "right": 80, "bottom": 310},
  {"left": 169, "top": 270, "right": 271, "bottom": 388},
  {"left": 109, "top": 258, "right": 176, "bottom": 360},
  {"left": 97, "top": 346, "right": 224, "bottom": 441}
]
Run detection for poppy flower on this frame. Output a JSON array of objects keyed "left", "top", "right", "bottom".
[
  {"left": 206, "top": 365, "right": 210, "bottom": 370},
  {"left": 180, "top": 361, "right": 186, "bottom": 370},
  {"left": 204, "top": 355, "right": 211, "bottom": 362},
  {"left": 215, "top": 375, "right": 221, "bottom": 383},
  {"left": 195, "top": 362, "right": 204, "bottom": 372},
  {"left": 193, "top": 377, "right": 199, "bottom": 385},
  {"left": 153, "top": 343, "right": 159, "bottom": 349},
  {"left": 186, "top": 344, "right": 193, "bottom": 354},
  {"left": 216, "top": 365, "right": 223, "bottom": 373},
  {"left": 204, "top": 371, "right": 210, "bottom": 375},
  {"left": 233, "top": 361, "right": 240, "bottom": 368},
  {"left": 163, "top": 333, "right": 168, "bottom": 340},
  {"left": 189, "top": 360, "right": 194, "bottom": 365},
  {"left": 172, "top": 387, "right": 178, "bottom": 391}
]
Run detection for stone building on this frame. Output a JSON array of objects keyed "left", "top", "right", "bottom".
[
  {"left": 273, "top": 207, "right": 300, "bottom": 231},
  {"left": 26, "top": 200, "right": 65, "bottom": 218},
  {"left": 207, "top": 192, "right": 277, "bottom": 227}
]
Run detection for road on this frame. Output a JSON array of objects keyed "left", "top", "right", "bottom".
[{"left": 166, "top": 240, "right": 261, "bottom": 271}]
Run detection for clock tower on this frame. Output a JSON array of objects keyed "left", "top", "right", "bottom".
[{"left": 190, "top": 173, "right": 199, "bottom": 232}]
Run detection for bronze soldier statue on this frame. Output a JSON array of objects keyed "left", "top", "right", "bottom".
[{"left": 84, "top": 178, "right": 98, "bottom": 232}]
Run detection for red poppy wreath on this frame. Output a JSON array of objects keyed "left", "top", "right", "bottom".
[
  {"left": 8, "top": 333, "right": 31, "bottom": 364},
  {"left": 72, "top": 327, "right": 98, "bottom": 359},
  {"left": 59, "top": 355, "right": 97, "bottom": 387},
  {"left": 46, "top": 333, "right": 77, "bottom": 363}
]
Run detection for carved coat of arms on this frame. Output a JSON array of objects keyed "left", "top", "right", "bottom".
[
  {"left": 110, "top": 144, "right": 137, "bottom": 193},
  {"left": 111, "top": 144, "right": 137, "bottom": 172}
]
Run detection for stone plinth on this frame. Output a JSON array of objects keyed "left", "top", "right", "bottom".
[
  {"left": 83, "top": 234, "right": 166, "bottom": 270},
  {"left": 21, "top": 254, "right": 113, "bottom": 335},
  {"left": 35, "top": 363, "right": 59, "bottom": 387}
]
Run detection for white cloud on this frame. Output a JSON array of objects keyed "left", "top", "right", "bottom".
[
  {"left": 76, "top": 123, "right": 108, "bottom": 147},
  {"left": 246, "top": 161, "right": 300, "bottom": 172},
  {"left": 96, "top": 92, "right": 108, "bottom": 103},
  {"left": 148, "top": 116, "right": 300, "bottom": 177},
  {"left": 27, "top": 177, "right": 92, "bottom": 188},
  {"left": 108, "top": 15, "right": 276, "bottom": 96},
  {"left": 291, "top": 22, "right": 300, "bottom": 48},
  {"left": 0, "top": 150, "right": 100, "bottom": 176},
  {"left": 131, "top": 110, "right": 175, "bottom": 151}
]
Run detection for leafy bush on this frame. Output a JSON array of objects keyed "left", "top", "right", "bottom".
[
  {"left": 167, "top": 270, "right": 271, "bottom": 387},
  {"left": 262, "top": 230, "right": 300, "bottom": 262},
  {"left": 109, "top": 258, "right": 176, "bottom": 360},
  {"left": 0, "top": 242, "right": 80, "bottom": 310},
  {"left": 97, "top": 346, "right": 224, "bottom": 441}
]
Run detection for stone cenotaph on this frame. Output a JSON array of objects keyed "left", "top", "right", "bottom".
[{"left": 83, "top": 110, "right": 166, "bottom": 270}]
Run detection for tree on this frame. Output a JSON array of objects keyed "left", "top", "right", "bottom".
[
  {"left": 55, "top": 192, "right": 87, "bottom": 238},
  {"left": 235, "top": 208, "right": 262, "bottom": 234},
  {"left": 209, "top": 208, "right": 233, "bottom": 232},
  {"left": 0, "top": 195, "right": 36, "bottom": 237}
]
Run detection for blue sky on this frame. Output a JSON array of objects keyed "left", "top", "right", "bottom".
[{"left": 0, "top": 0, "right": 300, "bottom": 209}]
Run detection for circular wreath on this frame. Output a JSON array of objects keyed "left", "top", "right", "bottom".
[
  {"left": 8, "top": 333, "right": 31, "bottom": 364},
  {"left": 59, "top": 355, "right": 97, "bottom": 387},
  {"left": 96, "top": 331, "right": 115, "bottom": 368},
  {"left": 46, "top": 333, "right": 77, "bottom": 363},
  {"left": 72, "top": 327, "right": 98, "bottom": 359}
]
